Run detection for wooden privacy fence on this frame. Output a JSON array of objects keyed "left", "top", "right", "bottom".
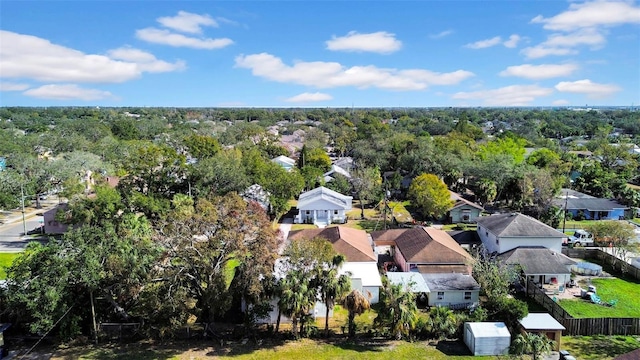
[{"left": 561, "top": 318, "right": 640, "bottom": 336}]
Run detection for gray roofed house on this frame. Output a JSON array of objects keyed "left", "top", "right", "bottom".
[
  {"left": 447, "top": 191, "right": 484, "bottom": 224},
  {"left": 498, "top": 246, "right": 576, "bottom": 289},
  {"left": 422, "top": 273, "right": 480, "bottom": 308},
  {"left": 294, "top": 186, "right": 352, "bottom": 226},
  {"left": 554, "top": 188, "right": 628, "bottom": 220},
  {"left": 476, "top": 213, "right": 566, "bottom": 254}
]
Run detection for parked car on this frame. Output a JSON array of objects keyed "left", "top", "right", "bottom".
[{"left": 566, "top": 229, "right": 594, "bottom": 247}]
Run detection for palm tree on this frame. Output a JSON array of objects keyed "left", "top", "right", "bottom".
[
  {"left": 317, "top": 254, "right": 351, "bottom": 337},
  {"left": 278, "top": 269, "right": 316, "bottom": 339},
  {"left": 343, "top": 289, "right": 370, "bottom": 338},
  {"left": 375, "top": 278, "right": 418, "bottom": 340},
  {"left": 427, "top": 305, "right": 458, "bottom": 340},
  {"left": 511, "top": 332, "right": 555, "bottom": 360}
]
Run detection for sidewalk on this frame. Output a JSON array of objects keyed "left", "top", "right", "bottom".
[{"left": 0, "top": 200, "right": 60, "bottom": 227}]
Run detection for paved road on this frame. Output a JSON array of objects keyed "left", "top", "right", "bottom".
[{"left": 0, "top": 210, "right": 47, "bottom": 253}]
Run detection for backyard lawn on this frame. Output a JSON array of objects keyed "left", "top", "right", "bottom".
[
  {"left": 562, "top": 335, "right": 640, "bottom": 360},
  {"left": 0, "top": 252, "right": 19, "bottom": 279},
  {"left": 48, "top": 338, "right": 493, "bottom": 360},
  {"left": 559, "top": 278, "right": 640, "bottom": 318}
]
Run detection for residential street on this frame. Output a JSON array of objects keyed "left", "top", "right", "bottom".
[{"left": 0, "top": 203, "right": 55, "bottom": 252}]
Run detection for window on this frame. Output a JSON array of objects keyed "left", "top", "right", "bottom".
[
  {"left": 437, "top": 292, "right": 444, "bottom": 300},
  {"left": 464, "top": 291, "right": 472, "bottom": 300},
  {"left": 496, "top": 238, "right": 499, "bottom": 245},
  {"left": 334, "top": 210, "right": 338, "bottom": 215},
  {"left": 306, "top": 211, "right": 310, "bottom": 215}
]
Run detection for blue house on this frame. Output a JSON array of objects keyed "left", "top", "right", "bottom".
[{"left": 555, "top": 189, "right": 628, "bottom": 220}]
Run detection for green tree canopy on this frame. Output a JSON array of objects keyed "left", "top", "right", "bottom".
[{"left": 408, "top": 173, "right": 454, "bottom": 220}]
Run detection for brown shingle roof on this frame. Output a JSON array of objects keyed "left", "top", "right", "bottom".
[
  {"left": 287, "top": 226, "right": 376, "bottom": 262},
  {"left": 372, "top": 227, "right": 472, "bottom": 264}
]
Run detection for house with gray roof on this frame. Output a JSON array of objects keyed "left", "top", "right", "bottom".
[
  {"left": 476, "top": 213, "right": 567, "bottom": 254},
  {"left": 498, "top": 246, "right": 576, "bottom": 288},
  {"left": 554, "top": 188, "right": 628, "bottom": 220},
  {"left": 447, "top": 191, "right": 484, "bottom": 224},
  {"left": 422, "top": 273, "right": 480, "bottom": 309},
  {"left": 294, "top": 186, "right": 352, "bottom": 226}
]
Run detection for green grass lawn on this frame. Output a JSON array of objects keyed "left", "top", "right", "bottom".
[
  {"left": 559, "top": 278, "right": 640, "bottom": 318},
  {"left": 50, "top": 338, "right": 494, "bottom": 360},
  {"left": 560, "top": 220, "right": 603, "bottom": 231},
  {"left": 0, "top": 252, "right": 19, "bottom": 279},
  {"left": 562, "top": 335, "right": 640, "bottom": 360},
  {"left": 631, "top": 218, "right": 640, "bottom": 226}
]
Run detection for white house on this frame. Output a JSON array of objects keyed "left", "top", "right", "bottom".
[
  {"left": 294, "top": 186, "right": 352, "bottom": 226},
  {"left": 422, "top": 273, "right": 480, "bottom": 309},
  {"left": 339, "top": 262, "right": 382, "bottom": 304},
  {"left": 499, "top": 246, "right": 576, "bottom": 288},
  {"left": 475, "top": 213, "right": 567, "bottom": 254},
  {"left": 288, "top": 226, "right": 381, "bottom": 304},
  {"left": 271, "top": 155, "right": 296, "bottom": 172}
]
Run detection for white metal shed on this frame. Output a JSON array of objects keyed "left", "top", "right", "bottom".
[{"left": 464, "top": 322, "right": 511, "bottom": 356}]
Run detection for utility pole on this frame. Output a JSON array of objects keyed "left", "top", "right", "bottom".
[
  {"left": 21, "top": 183, "right": 27, "bottom": 236},
  {"left": 562, "top": 190, "right": 569, "bottom": 234}
]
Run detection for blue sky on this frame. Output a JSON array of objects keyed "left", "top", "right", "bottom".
[{"left": 1, "top": 1, "right": 639, "bottom": 107}]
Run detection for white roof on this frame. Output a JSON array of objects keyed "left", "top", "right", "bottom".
[
  {"left": 339, "top": 262, "right": 383, "bottom": 287},
  {"left": 466, "top": 322, "right": 511, "bottom": 338},
  {"left": 386, "top": 272, "right": 430, "bottom": 293},
  {"left": 519, "top": 313, "right": 566, "bottom": 331},
  {"left": 272, "top": 155, "right": 296, "bottom": 166},
  {"left": 324, "top": 164, "right": 351, "bottom": 178},
  {"left": 297, "top": 186, "right": 352, "bottom": 210}
]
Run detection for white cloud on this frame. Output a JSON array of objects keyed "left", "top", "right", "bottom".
[
  {"left": 1, "top": 31, "right": 138, "bottom": 83},
  {"left": 520, "top": 46, "right": 578, "bottom": 59},
  {"left": 157, "top": 11, "right": 218, "bottom": 34},
  {"left": 465, "top": 35, "right": 522, "bottom": 49},
  {"left": 531, "top": 1, "right": 640, "bottom": 31},
  {"left": 326, "top": 31, "right": 402, "bottom": 54},
  {"left": 136, "top": 28, "right": 233, "bottom": 49},
  {"left": 285, "top": 92, "right": 333, "bottom": 103},
  {"left": 0, "top": 82, "right": 30, "bottom": 91},
  {"left": 555, "top": 79, "right": 621, "bottom": 98},
  {"left": 544, "top": 28, "right": 607, "bottom": 48},
  {"left": 503, "top": 34, "right": 522, "bottom": 48},
  {"left": 23, "top": 84, "right": 114, "bottom": 101},
  {"left": 465, "top": 36, "right": 502, "bottom": 49},
  {"left": 107, "top": 47, "right": 186, "bottom": 73},
  {"left": 234, "top": 53, "right": 474, "bottom": 91},
  {"left": 0, "top": 31, "right": 184, "bottom": 84},
  {"left": 430, "top": 30, "right": 454, "bottom": 39},
  {"left": 499, "top": 63, "right": 579, "bottom": 79},
  {"left": 452, "top": 84, "right": 554, "bottom": 106},
  {"left": 552, "top": 99, "right": 570, "bottom": 105}
]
